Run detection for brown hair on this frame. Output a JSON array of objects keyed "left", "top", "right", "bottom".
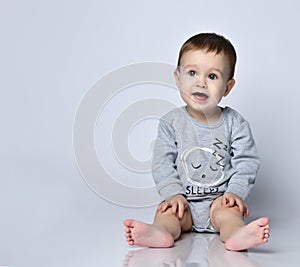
[{"left": 177, "top": 33, "right": 237, "bottom": 80}]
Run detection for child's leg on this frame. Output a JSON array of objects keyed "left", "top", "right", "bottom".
[
  {"left": 124, "top": 205, "right": 193, "bottom": 248},
  {"left": 210, "top": 197, "right": 270, "bottom": 251}
]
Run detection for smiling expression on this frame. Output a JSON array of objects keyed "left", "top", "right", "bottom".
[{"left": 174, "top": 49, "right": 235, "bottom": 122}]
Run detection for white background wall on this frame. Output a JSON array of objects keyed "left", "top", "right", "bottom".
[{"left": 1, "top": 0, "right": 300, "bottom": 266}]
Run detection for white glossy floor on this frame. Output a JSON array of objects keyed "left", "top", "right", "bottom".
[{"left": 123, "top": 233, "right": 274, "bottom": 267}]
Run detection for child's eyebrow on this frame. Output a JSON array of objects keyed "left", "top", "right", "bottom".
[
  {"left": 211, "top": 68, "right": 224, "bottom": 77},
  {"left": 182, "top": 64, "right": 198, "bottom": 69}
]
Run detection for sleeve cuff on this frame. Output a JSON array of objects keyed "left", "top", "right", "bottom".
[
  {"left": 226, "top": 183, "right": 250, "bottom": 201},
  {"left": 158, "top": 184, "right": 185, "bottom": 200}
]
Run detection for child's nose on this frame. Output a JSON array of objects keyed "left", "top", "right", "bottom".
[{"left": 195, "top": 76, "right": 207, "bottom": 88}]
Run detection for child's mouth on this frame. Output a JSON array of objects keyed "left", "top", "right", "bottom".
[{"left": 192, "top": 92, "right": 208, "bottom": 102}]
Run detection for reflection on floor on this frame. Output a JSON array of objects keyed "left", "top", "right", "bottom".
[{"left": 123, "top": 233, "right": 262, "bottom": 267}]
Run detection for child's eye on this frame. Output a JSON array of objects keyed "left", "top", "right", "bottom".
[
  {"left": 187, "top": 70, "right": 197, "bottom": 77},
  {"left": 208, "top": 73, "right": 217, "bottom": 80}
]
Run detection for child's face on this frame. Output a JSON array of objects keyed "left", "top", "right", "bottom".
[{"left": 174, "top": 49, "right": 235, "bottom": 120}]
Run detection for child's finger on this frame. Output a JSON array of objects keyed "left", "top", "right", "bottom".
[
  {"left": 234, "top": 198, "right": 243, "bottom": 213},
  {"left": 244, "top": 204, "right": 250, "bottom": 217},
  {"left": 157, "top": 202, "right": 164, "bottom": 211},
  {"left": 237, "top": 199, "right": 248, "bottom": 216},
  {"left": 160, "top": 201, "right": 171, "bottom": 212},
  {"left": 229, "top": 197, "right": 236, "bottom": 207},
  {"left": 172, "top": 201, "right": 178, "bottom": 215},
  {"left": 245, "top": 209, "right": 249, "bottom": 218},
  {"left": 159, "top": 202, "right": 167, "bottom": 212},
  {"left": 221, "top": 195, "right": 227, "bottom": 206},
  {"left": 239, "top": 204, "right": 245, "bottom": 215},
  {"left": 178, "top": 201, "right": 185, "bottom": 219}
]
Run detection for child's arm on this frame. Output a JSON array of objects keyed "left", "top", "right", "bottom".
[
  {"left": 152, "top": 118, "right": 185, "bottom": 200},
  {"left": 226, "top": 112, "right": 260, "bottom": 201}
]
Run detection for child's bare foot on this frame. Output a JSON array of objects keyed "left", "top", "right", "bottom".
[
  {"left": 124, "top": 219, "right": 174, "bottom": 248},
  {"left": 225, "top": 217, "right": 270, "bottom": 251}
]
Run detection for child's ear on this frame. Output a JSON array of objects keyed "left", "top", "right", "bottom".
[
  {"left": 174, "top": 69, "right": 180, "bottom": 88},
  {"left": 224, "top": 79, "right": 235, "bottom": 96}
]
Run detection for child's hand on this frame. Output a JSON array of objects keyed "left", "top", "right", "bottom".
[
  {"left": 158, "top": 194, "right": 188, "bottom": 220},
  {"left": 221, "top": 192, "right": 249, "bottom": 217}
]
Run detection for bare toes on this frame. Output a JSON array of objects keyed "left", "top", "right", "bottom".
[
  {"left": 124, "top": 219, "right": 134, "bottom": 227},
  {"left": 264, "top": 234, "right": 269, "bottom": 240}
]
